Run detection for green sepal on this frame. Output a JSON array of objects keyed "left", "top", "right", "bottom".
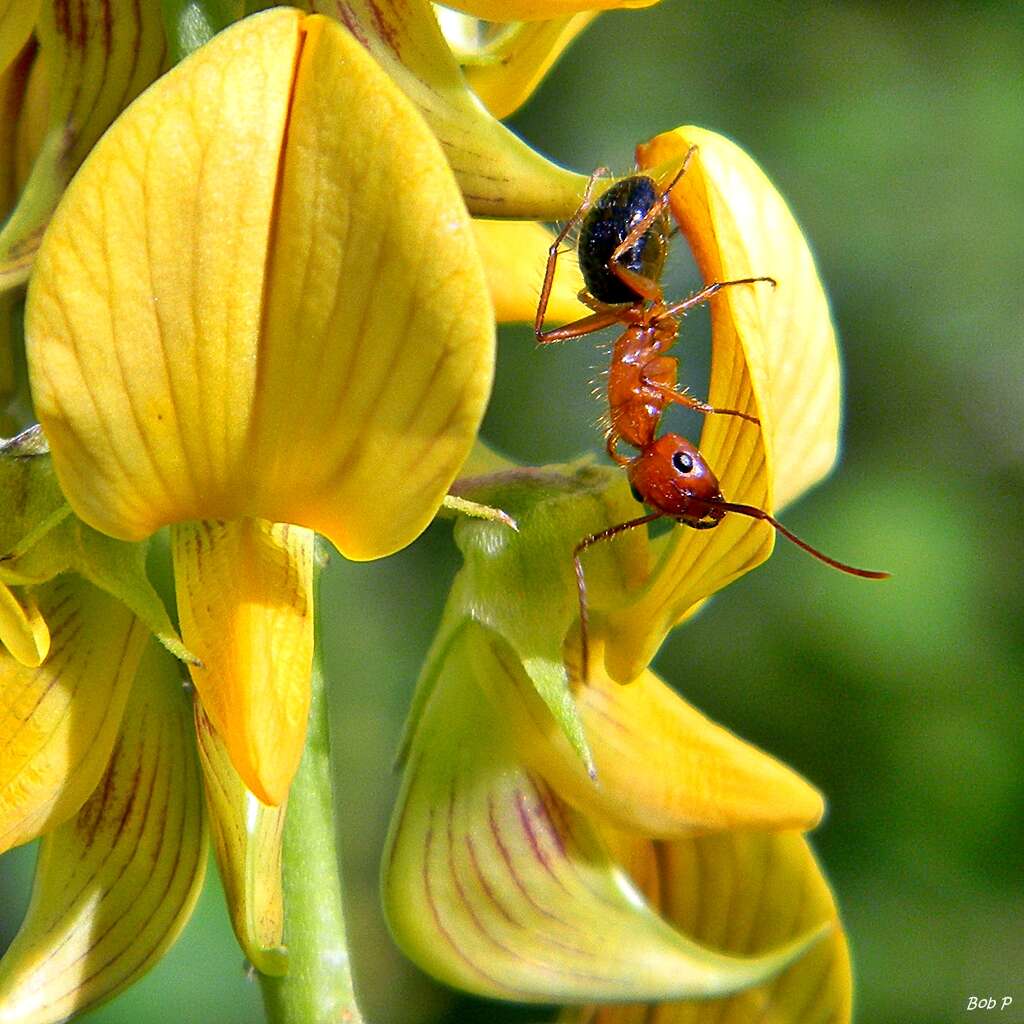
[
  {"left": 410, "top": 462, "right": 649, "bottom": 773},
  {"left": 160, "top": 0, "right": 245, "bottom": 62},
  {"left": 0, "top": 429, "right": 192, "bottom": 663}
]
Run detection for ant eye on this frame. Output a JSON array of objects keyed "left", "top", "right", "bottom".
[{"left": 672, "top": 450, "right": 694, "bottom": 474}]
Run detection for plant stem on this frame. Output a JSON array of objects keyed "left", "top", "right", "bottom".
[{"left": 259, "top": 633, "right": 362, "bottom": 1023}]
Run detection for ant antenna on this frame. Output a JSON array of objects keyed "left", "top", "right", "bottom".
[
  {"left": 710, "top": 501, "right": 891, "bottom": 579},
  {"left": 572, "top": 512, "right": 663, "bottom": 683}
]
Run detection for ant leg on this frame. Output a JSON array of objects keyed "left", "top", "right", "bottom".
[
  {"left": 663, "top": 276, "right": 777, "bottom": 318},
  {"left": 605, "top": 146, "right": 699, "bottom": 303},
  {"left": 572, "top": 512, "right": 662, "bottom": 683},
  {"left": 535, "top": 168, "right": 610, "bottom": 343},
  {"left": 536, "top": 309, "right": 627, "bottom": 345},
  {"left": 647, "top": 379, "right": 760, "bottom": 426}
]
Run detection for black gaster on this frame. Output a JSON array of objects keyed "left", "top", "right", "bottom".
[{"left": 577, "top": 176, "right": 668, "bottom": 305}]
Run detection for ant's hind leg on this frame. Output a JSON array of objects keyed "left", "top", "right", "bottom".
[{"left": 535, "top": 168, "right": 611, "bottom": 342}]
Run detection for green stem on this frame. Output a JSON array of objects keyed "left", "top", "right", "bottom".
[{"left": 259, "top": 629, "right": 363, "bottom": 1023}]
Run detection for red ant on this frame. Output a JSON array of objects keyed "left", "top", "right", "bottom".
[{"left": 534, "top": 148, "right": 889, "bottom": 682}]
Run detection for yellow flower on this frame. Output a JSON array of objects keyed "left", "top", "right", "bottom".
[
  {"left": 383, "top": 560, "right": 847, "bottom": 1007},
  {"left": 24, "top": 9, "right": 495, "bottom": 804}
]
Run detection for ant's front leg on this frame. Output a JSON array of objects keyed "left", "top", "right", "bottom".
[{"left": 535, "top": 168, "right": 610, "bottom": 343}]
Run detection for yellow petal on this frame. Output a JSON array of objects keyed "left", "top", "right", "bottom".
[
  {"left": 473, "top": 219, "right": 588, "bottom": 324},
  {"left": 603, "top": 127, "right": 839, "bottom": 681},
  {"left": 384, "top": 624, "right": 827, "bottom": 1004},
  {"left": 247, "top": 13, "right": 494, "bottom": 558},
  {"left": 309, "top": 0, "right": 588, "bottom": 217},
  {"left": 444, "top": 1, "right": 657, "bottom": 19},
  {"left": 27, "top": 11, "right": 495, "bottom": 559},
  {"left": 173, "top": 518, "right": 314, "bottom": 806},
  {"left": 572, "top": 831, "right": 850, "bottom": 1023},
  {"left": 470, "top": 630, "right": 823, "bottom": 837},
  {"left": 0, "top": 39, "right": 34, "bottom": 214},
  {"left": 194, "top": 700, "right": 287, "bottom": 976},
  {"left": 0, "top": 640, "right": 208, "bottom": 1024},
  {"left": 0, "top": 0, "right": 39, "bottom": 80},
  {"left": 0, "top": 582, "right": 49, "bottom": 667},
  {"left": 0, "top": 576, "right": 146, "bottom": 853},
  {"left": 456, "top": 15, "right": 597, "bottom": 120},
  {"left": 0, "top": 0, "right": 166, "bottom": 289}
]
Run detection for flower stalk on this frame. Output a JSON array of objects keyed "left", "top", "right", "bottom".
[{"left": 259, "top": 569, "right": 363, "bottom": 1024}]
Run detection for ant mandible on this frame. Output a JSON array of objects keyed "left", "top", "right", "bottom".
[{"left": 534, "top": 147, "right": 889, "bottom": 682}]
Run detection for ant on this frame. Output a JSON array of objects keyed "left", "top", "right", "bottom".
[{"left": 534, "top": 147, "right": 889, "bottom": 682}]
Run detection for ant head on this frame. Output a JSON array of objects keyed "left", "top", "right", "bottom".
[{"left": 626, "top": 434, "right": 725, "bottom": 527}]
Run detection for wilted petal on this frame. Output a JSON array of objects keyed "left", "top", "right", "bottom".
[
  {"left": 27, "top": 11, "right": 495, "bottom": 560},
  {"left": 309, "top": 0, "right": 587, "bottom": 217},
  {"left": 173, "top": 518, "right": 314, "bottom": 806},
  {"left": 473, "top": 219, "right": 587, "bottom": 324},
  {"left": 0, "top": 0, "right": 166, "bottom": 289},
  {"left": 469, "top": 631, "right": 823, "bottom": 837},
  {"left": 0, "top": 0, "right": 39, "bottom": 80},
  {"left": 384, "top": 624, "right": 826, "bottom": 1004},
  {"left": 603, "top": 127, "right": 840, "bottom": 681},
  {"left": 568, "top": 831, "right": 850, "bottom": 1023},
  {"left": 0, "top": 640, "right": 208, "bottom": 1024},
  {"left": 195, "top": 701, "right": 287, "bottom": 976},
  {"left": 453, "top": 15, "right": 597, "bottom": 120},
  {"left": 0, "top": 575, "right": 146, "bottom": 853}
]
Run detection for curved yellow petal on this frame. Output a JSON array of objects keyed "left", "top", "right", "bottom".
[
  {"left": 0, "top": 640, "right": 208, "bottom": 1024},
  {"left": 384, "top": 624, "right": 827, "bottom": 1004},
  {"left": 0, "top": 0, "right": 39, "bottom": 80},
  {"left": 473, "top": 219, "right": 588, "bottom": 324},
  {"left": 0, "top": 576, "right": 146, "bottom": 853},
  {"left": 458, "top": 15, "right": 596, "bottom": 120},
  {"left": 195, "top": 700, "right": 287, "bottom": 976},
  {"left": 469, "top": 630, "right": 823, "bottom": 837},
  {"left": 444, "top": 1, "right": 657, "bottom": 19},
  {"left": 604, "top": 127, "right": 839, "bottom": 681},
  {"left": 247, "top": 13, "right": 493, "bottom": 558},
  {"left": 571, "top": 831, "right": 850, "bottom": 1023},
  {"left": 28, "top": 11, "right": 495, "bottom": 559},
  {"left": 0, "top": 582, "right": 49, "bottom": 667},
  {"left": 309, "top": 0, "right": 587, "bottom": 217},
  {"left": 0, "top": 0, "right": 166, "bottom": 289},
  {"left": 173, "top": 518, "right": 314, "bottom": 807}
]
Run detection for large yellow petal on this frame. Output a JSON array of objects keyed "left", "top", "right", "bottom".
[
  {"left": 308, "top": 0, "right": 588, "bottom": 217},
  {"left": 194, "top": 700, "right": 287, "bottom": 976},
  {"left": 26, "top": 9, "right": 299, "bottom": 539},
  {"left": 172, "top": 518, "right": 314, "bottom": 807},
  {"left": 0, "top": 640, "right": 208, "bottom": 1024},
  {"left": 27, "top": 11, "right": 495, "bottom": 559},
  {"left": 567, "top": 831, "right": 850, "bottom": 1023},
  {"left": 469, "top": 630, "right": 823, "bottom": 838},
  {"left": 473, "top": 219, "right": 588, "bottom": 324},
  {"left": 0, "top": 0, "right": 166, "bottom": 289},
  {"left": 0, "top": 575, "right": 146, "bottom": 854},
  {"left": 453, "top": 14, "right": 597, "bottom": 120},
  {"left": 384, "top": 624, "right": 827, "bottom": 1004},
  {"left": 247, "top": 13, "right": 494, "bottom": 558},
  {"left": 603, "top": 127, "right": 840, "bottom": 681}
]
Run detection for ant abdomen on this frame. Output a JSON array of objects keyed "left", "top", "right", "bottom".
[{"left": 578, "top": 176, "right": 669, "bottom": 304}]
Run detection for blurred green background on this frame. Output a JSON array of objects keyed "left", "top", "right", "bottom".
[{"left": 2, "top": 2, "right": 1022, "bottom": 1022}]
